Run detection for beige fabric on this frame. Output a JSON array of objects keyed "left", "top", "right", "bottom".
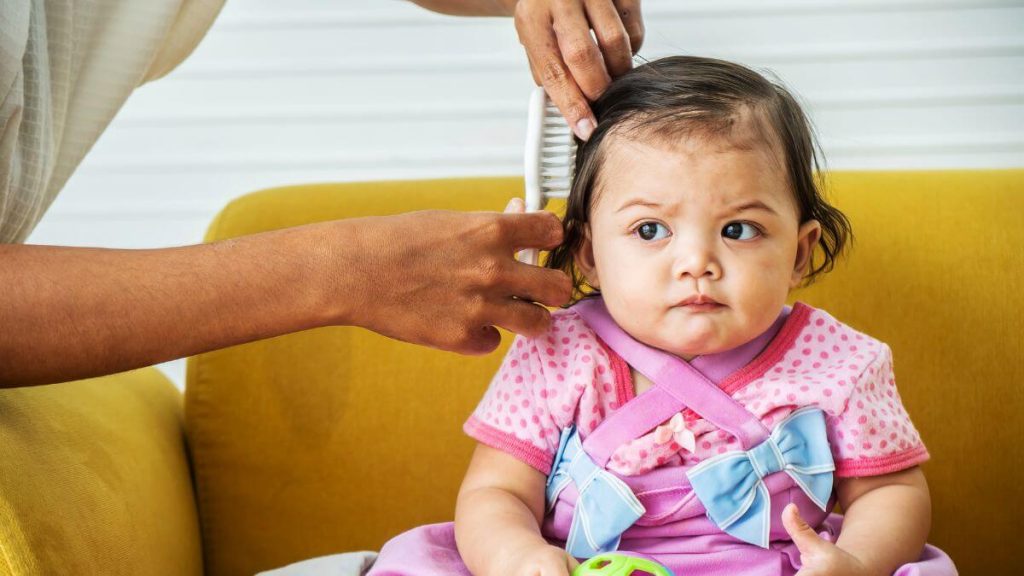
[{"left": 0, "top": 0, "right": 224, "bottom": 243}]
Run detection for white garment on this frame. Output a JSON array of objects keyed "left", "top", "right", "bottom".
[{"left": 0, "top": 0, "right": 224, "bottom": 243}]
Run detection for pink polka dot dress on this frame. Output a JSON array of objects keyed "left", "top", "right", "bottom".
[
  {"left": 366, "top": 302, "right": 955, "bottom": 575},
  {"left": 465, "top": 302, "right": 927, "bottom": 480}
]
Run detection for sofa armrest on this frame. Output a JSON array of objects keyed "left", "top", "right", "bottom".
[{"left": 0, "top": 368, "right": 202, "bottom": 576}]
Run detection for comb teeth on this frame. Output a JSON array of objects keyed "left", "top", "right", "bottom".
[
  {"left": 524, "top": 87, "right": 578, "bottom": 214},
  {"left": 538, "top": 101, "right": 575, "bottom": 201},
  {"left": 522, "top": 88, "right": 577, "bottom": 264}
]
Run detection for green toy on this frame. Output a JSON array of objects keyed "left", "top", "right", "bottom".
[{"left": 572, "top": 553, "right": 674, "bottom": 576}]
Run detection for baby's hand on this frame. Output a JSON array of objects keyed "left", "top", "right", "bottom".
[
  {"left": 508, "top": 543, "right": 579, "bottom": 576},
  {"left": 782, "top": 504, "right": 878, "bottom": 576}
]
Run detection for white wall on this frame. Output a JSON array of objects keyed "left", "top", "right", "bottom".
[{"left": 26, "top": 0, "right": 1024, "bottom": 387}]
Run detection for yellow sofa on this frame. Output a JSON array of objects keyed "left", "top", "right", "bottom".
[{"left": 1, "top": 171, "right": 1020, "bottom": 576}]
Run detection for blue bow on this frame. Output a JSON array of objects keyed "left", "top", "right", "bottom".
[
  {"left": 685, "top": 407, "right": 835, "bottom": 548},
  {"left": 546, "top": 426, "right": 646, "bottom": 558}
]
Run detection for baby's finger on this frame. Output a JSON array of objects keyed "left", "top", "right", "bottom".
[{"left": 782, "top": 503, "right": 828, "bottom": 556}]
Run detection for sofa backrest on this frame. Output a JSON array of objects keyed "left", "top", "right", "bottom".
[{"left": 187, "top": 171, "right": 1022, "bottom": 576}]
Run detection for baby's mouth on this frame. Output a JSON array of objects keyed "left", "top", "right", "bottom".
[{"left": 676, "top": 294, "right": 722, "bottom": 307}]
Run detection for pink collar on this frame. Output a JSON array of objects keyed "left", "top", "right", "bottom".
[{"left": 572, "top": 297, "right": 805, "bottom": 467}]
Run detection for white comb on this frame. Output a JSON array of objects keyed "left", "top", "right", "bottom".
[{"left": 521, "top": 86, "right": 577, "bottom": 265}]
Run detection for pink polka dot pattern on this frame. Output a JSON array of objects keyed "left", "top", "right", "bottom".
[
  {"left": 464, "top": 309, "right": 622, "bottom": 474},
  {"left": 731, "top": 309, "right": 927, "bottom": 477},
  {"left": 464, "top": 305, "right": 927, "bottom": 479}
]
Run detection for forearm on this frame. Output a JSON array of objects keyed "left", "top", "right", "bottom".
[
  {"left": 455, "top": 485, "right": 547, "bottom": 575},
  {"left": 836, "top": 477, "right": 932, "bottom": 574},
  {"left": 0, "top": 222, "right": 357, "bottom": 387},
  {"left": 406, "top": 0, "right": 516, "bottom": 17}
]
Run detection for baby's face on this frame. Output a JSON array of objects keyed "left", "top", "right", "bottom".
[{"left": 576, "top": 129, "right": 820, "bottom": 359}]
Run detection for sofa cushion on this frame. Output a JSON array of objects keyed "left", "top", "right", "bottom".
[{"left": 0, "top": 368, "right": 201, "bottom": 576}]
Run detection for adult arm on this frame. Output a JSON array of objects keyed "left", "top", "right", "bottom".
[
  {"left": 407, "top": 0, "right": 646, "bottom": 139},
  {"left": 0, "top": 207, "right": 571, "bottom": 388}
]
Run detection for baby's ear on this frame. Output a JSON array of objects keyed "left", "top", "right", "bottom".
[
  {"left": 575, "top": 226, "right": 601, "bottom": 289},
  {"left": 791, "top": 220, "right": 822, "bottom": 287}
]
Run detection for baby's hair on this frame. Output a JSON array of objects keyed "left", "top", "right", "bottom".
[{"left": 545, "top": 56, "right": 852, "bottom": 302}]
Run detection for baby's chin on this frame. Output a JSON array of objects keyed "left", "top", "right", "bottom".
[
  {"left": 645, "top": 332, "right": 752, "bottom": 360},
  {"left": 642, "top": 336, "right": 721, "bottom": 360},
  {"left": 620, "top": 314, "right": 762, "bottom": 359}
]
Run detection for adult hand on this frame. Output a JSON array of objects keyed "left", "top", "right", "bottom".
[
  {"left": 782, "top": 504, "right": 878, "bottom": 576},
  {"left": 513, "top": 0, "right": 645, "bottom": 139},
  {"left": 336, "top": 199, "right": 571, "bottom": 355}
]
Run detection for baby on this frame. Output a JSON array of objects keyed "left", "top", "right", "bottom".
[{"left": 367, "top": 56, "right": 955, "bottom": 575}]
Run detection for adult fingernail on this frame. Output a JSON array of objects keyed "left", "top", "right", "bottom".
[
  {"left": 575, "top": 118, "right": 595, "bottom": 140},
  {"left": 505, "top": 197, "right": 525, "bottom": 213}
]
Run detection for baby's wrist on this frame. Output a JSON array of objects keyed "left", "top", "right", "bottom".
[
  {"left": 834, "top": 545, "right": 888, "bottom": 576},
  {"left": 491, "top": 536, "right": 556, "bottom": 571}
]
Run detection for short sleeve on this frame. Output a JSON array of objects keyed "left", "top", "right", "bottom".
[
  {"left": 827, "top": 344, "right": 929, "bottom": 477},
  {"left": 464, "top": 333, "right": 578, "bottom": 475}
]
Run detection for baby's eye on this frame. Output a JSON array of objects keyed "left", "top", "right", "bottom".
[
  {"left": 636, "top": 222, "right": 670, "bottom": 241},
  {"left": 722, "top": 222, "right": 761, "bottom": 241}
]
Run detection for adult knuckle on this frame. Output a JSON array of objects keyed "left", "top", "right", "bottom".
[
  {"left": 565, "top": 101, "right": 590, "bottom": 123},
  {"left": 627, "top": 22, "right": 645, "bottom": 51},
  {"left": 544, "top": 213, "right": 565, "bottom": 242},
  {"left": 458, "top": 324, "right": 477, "bottom": 344},
  {"left": 543, "top": 277, "right": 571, "bottom": 306},
  {"left": 452, "top": 335, "right": 476, "bottom": 355},
  {"left": 470, "top": 219, "right": 498, "bottom": 250},
  {"left": 529, "top": 305, "right": 552, "bottom": 332},
  {"left": 513, "top": 0, "right": 534, "bottom": 20},
  {"left": 479, "top": 258, "right": 505, "bottom": 289},
  {"left": 601, "top": 27, "right": 628, "bottom": 50},
  {"left": 480, "top": 214, "right": 506, "bottom": 238},
  {"left": 464, "top": 293, "right": 489, "bottom": 323},
  {"left": 440, "top": 325, "right": 466, "bottom": 350},
  {"left": 556, "top": 272, "right": 573, "bottom": 296},
  {"left": 564, "top": 41, "right": 596, "bottom": 69},
  {"left": 513, "top": 0, "right": 541, "bottom": 41},
  {"left": 540, "top": 58, "right": 569, "bottom": 86},
  {"left": 512, "top": 5, "right": 528, "bottom": 33}
]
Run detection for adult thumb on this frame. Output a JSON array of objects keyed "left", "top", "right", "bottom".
[{"left": 782, "top": 503, "right": 824, "bottom": 555}]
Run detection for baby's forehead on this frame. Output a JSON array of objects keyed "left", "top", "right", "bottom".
[
  {"left": 593, "top": 129, "right": 798, "bottom": 212},
  {"left": 595, "top": 130, "right": 791, "bottom": 192},
  {"left": 603, "top": 110, "right": 786, "bottom": 160}
]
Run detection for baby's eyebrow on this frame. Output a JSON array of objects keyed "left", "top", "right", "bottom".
[
  {"left": 615, "top": 198, "right": 664, "bottom": 213},
  {"left": 728, "top": 200, "right": 778, "bottom": 216}
]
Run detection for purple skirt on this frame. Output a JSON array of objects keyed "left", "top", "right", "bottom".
[{"left": 366, "top": 514, "right": 955, "bottom": 576}]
